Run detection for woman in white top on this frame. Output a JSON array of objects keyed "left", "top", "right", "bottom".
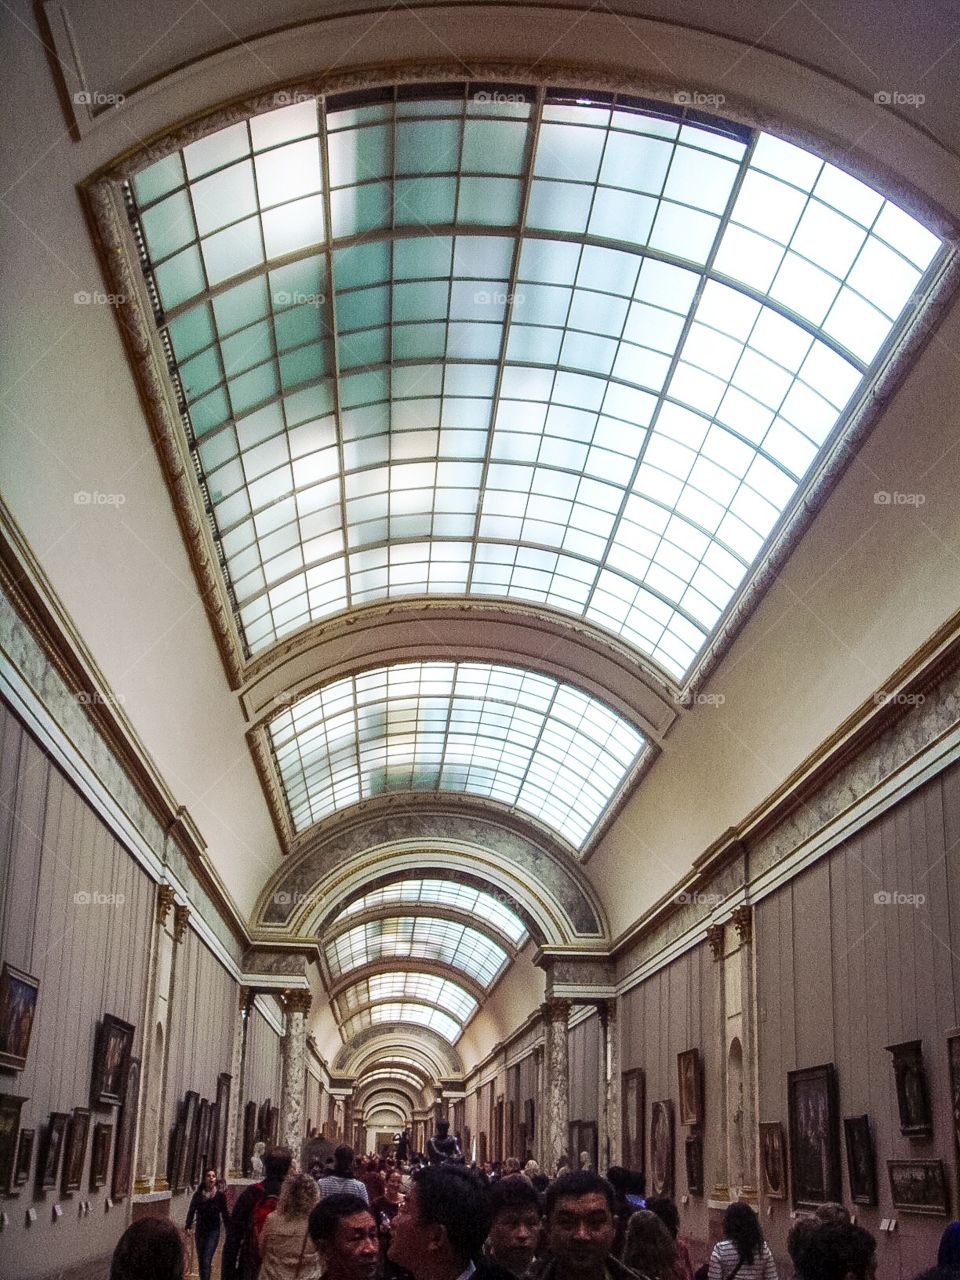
[
  {"left": 707, "top": 1203, "right": 778, "bottom": 1280},
  {"left": 259, "top": 1172, "right": 324, "bottom": 1280}
]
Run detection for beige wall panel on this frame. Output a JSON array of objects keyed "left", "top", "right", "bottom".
[
  {"left": 755, "top": 761, "right": 960, "bottom": 1279},
  {"left": 0, "top": 704, "right": 155, "bottom": 1279},
  {"left": 568, "top": 1012, "right": 600, "bottom": 1127},
  {"left": 244, "top": 1001, "right": 283, "bottom": 1109}
]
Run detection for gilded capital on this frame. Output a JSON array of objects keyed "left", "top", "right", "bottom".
[
  {"left": 705, "top": 923, "right": 725, "bottom": 960},
  {"left": 283, "top": 989, "right": 313, "bottom": 1016},
  {"left": 173, "top": 903, "right": 190, "bottom": 943},
  {"left": 156, "top": 884, "right": 176, "bottom": 925},
  {"left": 731, "top": 904, "right": 753, "bottom": 945}
]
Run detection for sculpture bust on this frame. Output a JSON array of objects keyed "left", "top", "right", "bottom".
[{"left": 250, "top": 1141, "right": 265, "bottom": 1177}]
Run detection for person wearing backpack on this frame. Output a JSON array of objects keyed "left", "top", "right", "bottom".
[{"left": 222, "top": 1146, "right": 293, "bottom": 1280}]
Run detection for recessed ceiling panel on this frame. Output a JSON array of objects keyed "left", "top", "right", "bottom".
[{"left": 127, "top": 85, "right": 944, "bottom": 680}]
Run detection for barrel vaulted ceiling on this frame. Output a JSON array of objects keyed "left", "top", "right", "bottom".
[{"left": 78, "top": 40, "right": 953, "bottom": 1066}]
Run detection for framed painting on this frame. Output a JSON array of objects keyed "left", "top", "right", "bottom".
[
  {"left": 242, "top": 1100, "right": 257, "bottom": 1177},
  {"left": 844, "top": 1115, "right": 877, "bottom": 1206},
  {"left": 61, "top": 1107, "right": 91, "bottom": 1193},
  {"left": 0, "top": 1094, "right": 27, "bottom": 1193},
  {"left": 759, "top": 1122, "right": 787, "bottom": 1200},
  {"left": 111, "top": 1056, "right": 139, "bottom": 1201},
  {"left": 569, "top": 1119, "right": 598, "bottom": 1171},
  {"left": 886, "top": 1041, "right": 932, "bottom": 1137},
  {"left": 14, "top": 1127, "right": 34, "bottom": 1188},
  {"left": 91, "top": 1014, "right": 134, "bottom": 1108},
  {"left": 212, "top": 1072, "right": 231, "bottom": 1178},
  {"left": 621, "top": 1068, "right": 644, "bottom": 1172},
  {"left": 37, "top": 1112, "right": 68, "bottom": 1190},
  {"left": 650, "top": 1100, "right": 674, "bottom": 1197},
  {"left": 257, "top": 1098, "right": 271, "bottom": 1144},
  {"left": 267, "top": 1105, "right": 279, "bottom": 1147},
  {"left": 677, "top": 1049, "right": 702, "bottom": 1126},
  {"left": 888, "top": 1160, "right": 949, "bottom": 1215},
  {"left": 90, "top": 1122, "right": 112, "bottom": 1190},
  {"left": 175, "top": 1091, "right": 199, "bottom": 1192},
  {"left": 685, "top": 1132, "right": 703, "bottom": 1195},
  {"left": 0, "top": 964, "right": 39, "bottom": 1071},
  {"left": 192, "top": 1098, "right": 212, "bottom": 1185},
  {"left": 788, "top": 1064, "right": 841, "bottom": 1209},
  {"left": 948, "top": 1033, "right": 960, "bottom": 1164}
]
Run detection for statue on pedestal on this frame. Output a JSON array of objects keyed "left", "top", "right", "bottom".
[{"left": 426, "top": 1119, "right": 462, "bottom": 1165}]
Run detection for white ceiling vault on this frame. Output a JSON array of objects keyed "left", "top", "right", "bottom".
[{"left": 7, "top": 0, "right": 959, "bottom": 1089}]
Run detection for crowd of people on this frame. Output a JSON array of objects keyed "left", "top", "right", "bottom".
[{"left": 107, "top": 1143, "right": 957, "bottom": 1280}]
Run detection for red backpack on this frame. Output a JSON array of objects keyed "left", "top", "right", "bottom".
[{"left": 244, "top": 1182, "right": 279, "bottom": 1271}]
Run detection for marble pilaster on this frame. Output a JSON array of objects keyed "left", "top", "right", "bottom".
[
  {"left": 280, "top": 990, "right": 311, "bottom": 1153},
  {"left": 541, "top": 999, "right": 570, "bottom": 1174},
  {"left": 598, "top": 999, "right": 621, "bottom": 1169},
  {"left": 134, "top": 885, "right": 177, "bottom": 1194},
  {"left": 227, "top": 987, "right": 253, "bottom": 1176}
]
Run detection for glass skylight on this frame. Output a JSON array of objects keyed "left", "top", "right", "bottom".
[
  {"left": 337, "top": 973, "right": 479, "bottom": 1023},
  {"left": 269, "top": 660, "right": 645, "bottom": 848},
  {"left": 357, "top": 1068, "right": 427, "bottom": 1090},
  {"left": 341, "top": 877, "right": 528, "bottom": 944},
  {"left": 325, "top": 916, "right": 509, "bottom": 986},
  {"left": 341, "top": 1003, "right": 463, "bottom": 1043},
  {"left": 128, "top": 84, "right": 944, "bottom": 680}
]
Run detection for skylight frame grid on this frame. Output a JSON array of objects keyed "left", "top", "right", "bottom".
[
  {"left": 336, "top": 973, "right": 478, "bottom": 1022},
  {"left": 127, "top": 87, "right": 946, "bottom": 677},
  {"left": 325, "top": 915, "right": 509, "bottom": 985},
  {"left": 341, "top": 1002, "right": 463, "bottom": 1043},
  {"left": 269, "top": 660, "right": 646, "bottom": 848},
  {"left": 340, "top": 878, "right": 528, "bottom": 943}
]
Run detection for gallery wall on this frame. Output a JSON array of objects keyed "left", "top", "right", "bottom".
[
  {"left": 244, "top": 999, "right": 284, "bottom": 1116},
  {"left": 0, "top": 699, "right": 155, "bottom": 1278}
]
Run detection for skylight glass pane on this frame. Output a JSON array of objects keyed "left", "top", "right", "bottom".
[
  {"left": 325, "top": 916, "right": 508, "bottom": 986},
  {"left": 338, "top": 973, "right": 478, "bottom": 1022},
  {"left": 269, "top": 661, "right": 645, "bottom": 849},
  {"left": 342, "top": 878, "right": 528, "bottom": 943},
  {"left": 126, "top": 87, "right": 945, "bottom": 688}
]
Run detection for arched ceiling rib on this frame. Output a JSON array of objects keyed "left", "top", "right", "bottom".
[
  {"left": 327, "top": 956, "right": 488, "bottom": 1004},
  {"left": 336, "top": 973, "right": 479, "bottom": 1024},
  {"left": 338, "top": 877, "right": 527, "bottom": 944},
  {"left": 325, "top": 915, "right": 509, "bottom": 987}
]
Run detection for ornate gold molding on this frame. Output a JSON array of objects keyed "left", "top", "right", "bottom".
[
  {"left": 281, "top": 988, "right": 313, "bottom": 1016},
  {"left": 156, "top": 884, "right": 176, "bottom": 926},
  {"left": 731, "top": 905, "right": 753, "bottom": 945},
  {"left": 173, "top": 904, "right": 191, "bottom": 943},
  {"left": 706, "top": 924, "right": 725, "bottom": 961}
]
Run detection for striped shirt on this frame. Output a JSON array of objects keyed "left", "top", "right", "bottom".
[
  {"left": 707, "top": 1240, "right": 778, "bottom": 1280},
  {"left": 316, "top": 1173, "right": 369, "bottom": 1203}
]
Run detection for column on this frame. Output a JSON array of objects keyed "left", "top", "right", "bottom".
[
  {"left": 597, "top": 999, "right": 620, "bottom": 1170},
  {"left": 134, "top": 885, "right": 177, "bottom": 1194},
  {"left": 732, "top": 906, "right": 758, "bottom": 1196},
  {"left": 534, "top": 1045, "right": 545, "bottom": 1168},
  {"left": 279, "top": 989, "right": 312, "bottom": 1153},
  {"left": 706, "top": 922, "right": 728, "bottom": 1204},
  {"left": 541, "top": 999, "right": 570, "bottom": 1174},
  {"left": 227, "top": 987, "right": 253, "bottom": 1177}
]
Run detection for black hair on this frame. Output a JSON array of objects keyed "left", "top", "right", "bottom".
[
  {"left": 801, "top": 1221, "right": 876, "bottom": 1280},
  {"left": 722, "top": 1202, "right": 764, "bottom": 1266},
  {"left": 333, "top": 1144, "right": 356, "bottom": 1175},
  {"left": 110, "top": 1218, "right": 184, "bottom": 1280},
  {"left": 545, "top": 1171, "right": 616, "bottom": 1220},
  {"left": 645, "top": 1197, "right": 680, "bottom": 1239},
  {"left": 411, "top": 1163, "right": 493, "bottom": 1263},
  {"left": 309, "top": 1193, "right": 374, "bottom": 1244},
  {"left": 488, "top": 1176, "right": 543, "bottom": 1219},
  {"left": 264, "top": 1145, "right": 294, "bottom": 1180}
]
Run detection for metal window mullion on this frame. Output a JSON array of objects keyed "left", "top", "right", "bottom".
[{"left": 465, "top": 86, "right": 545, "bottom": 593}]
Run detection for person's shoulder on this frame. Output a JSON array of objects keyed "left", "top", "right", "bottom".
[{"left": 474, "top": 1258, "right": 520, "bottom": 1280}]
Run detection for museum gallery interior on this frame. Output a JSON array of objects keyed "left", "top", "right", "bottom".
[{"left": 1, "top": 0, "right": 959, "bottom": 1276}]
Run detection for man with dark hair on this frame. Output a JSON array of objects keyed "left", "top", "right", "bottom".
[
  {"left": 221, "top": 1145, "right": 293, "bottom": 1280},
  {"left": 542, "top": 1172, "right": 640, "bottom": 1280},
  {"left": 486, "top": 1177, "right": 543, "bottom": 1278},
  {"left": 800, "top": 1221, "right": 876, "bottom": 1280},
  {"left": 309, "top": 1193, "right": 380, "bottom": 1280},
  {"left": 319, "top": 1144, "right": 370, "bottom": 1202},
  {"left": 389, "top": 1164, "right": 515, "bottom": 1280}
]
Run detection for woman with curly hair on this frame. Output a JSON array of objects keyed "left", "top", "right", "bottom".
[{"left": 259, "top": 1171, "right": 324, "bottom": 1279}]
